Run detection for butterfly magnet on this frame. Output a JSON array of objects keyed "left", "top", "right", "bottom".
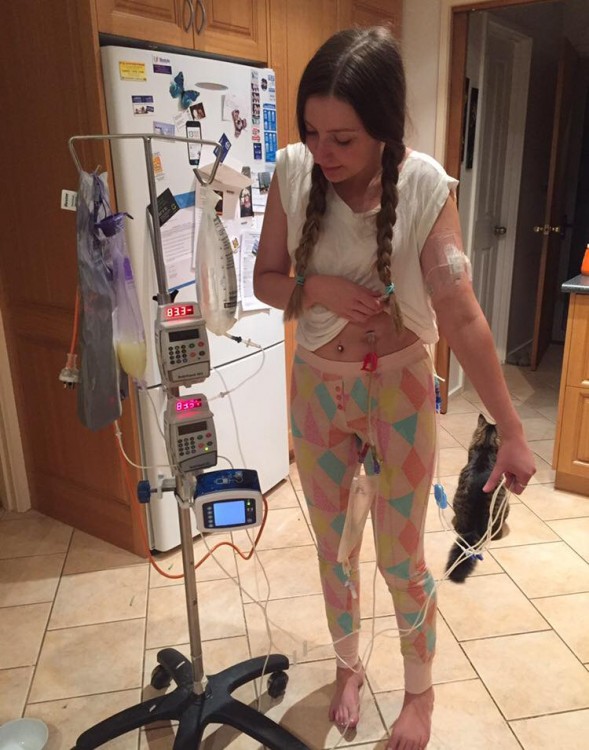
[{"left": 169, "top": 72, "right": 199, "bottom": 109}]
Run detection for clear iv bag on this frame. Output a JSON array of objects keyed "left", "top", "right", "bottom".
[
  {"left": 195, "top": 187, "right": 237, "bottom": 335},
  {"left": 97, "top": 212, "right": 147, "bottom": 383}
]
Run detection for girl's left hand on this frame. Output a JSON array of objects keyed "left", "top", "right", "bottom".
[{"left": 483, "top": 432, "right": 536, "bottom": 495}]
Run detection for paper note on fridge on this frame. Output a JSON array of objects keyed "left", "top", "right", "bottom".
[{"left": 198, "top": 157, "right": 251, "bottom": 191}]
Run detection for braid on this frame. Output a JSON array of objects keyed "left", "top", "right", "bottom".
[
  {"left": 375, "top": 142, "right": 404, "bottom": 333},
  {"left": 284, "top": 164, "right": 328, "bottom": 321}
]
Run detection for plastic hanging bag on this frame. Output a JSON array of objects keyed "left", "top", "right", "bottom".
[
  {"left": 75, "top": 171, "right": 122, "bottom": 430},
  {"left": 195, "top": 186, "right": 237, "bottom": 335},
  {"left": 96, "top": 212, "right": 146, "bottom": 383},
  {"left": 337, "top": 466, "right": 377, "bottom": 578}
]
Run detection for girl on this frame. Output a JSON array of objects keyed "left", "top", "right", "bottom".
[{"left": 253, "top": 27, "right": 535, "bottom": 750}]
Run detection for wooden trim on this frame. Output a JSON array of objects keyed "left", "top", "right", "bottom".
[
  {"left": 554, "top": 470, "right": 589, "bottom": 497},
  {"left": 0, "top": 308, "right": 31, "bottom": 512},
  {"left": 553, "top": 331, "right": 572, "bottom": 468},
  {"left": 444, "top": 12, "right": 468, "bottom": 187},
  {"left": 436, "top": 10, "right": 468, "bottom": 412},
  {"left": 451, "top": 0, "right": 551, "bottom": 12}
]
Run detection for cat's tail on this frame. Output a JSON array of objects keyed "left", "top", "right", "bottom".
[{"left": 445, "top": 532, "right": 480, "bottom": 583}]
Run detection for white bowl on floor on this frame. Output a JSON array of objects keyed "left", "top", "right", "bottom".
[{"left": 0, "top": 719, "right": 48, "bottom": 750}]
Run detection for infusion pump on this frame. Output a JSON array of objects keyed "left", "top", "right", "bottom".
[
  {"left": 155, "top": 303, "right": 210, "bottom": 388},
  {"left": 164, "top": 395, "right": 217, "bottom": 474}
]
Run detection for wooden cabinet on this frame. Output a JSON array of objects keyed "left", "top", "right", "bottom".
[
  {"left": 96, "top": 0, "right": 268, "bottom": 62},
  {"left": 553, "top": 293, "right": 589, "bottom": 495},
  {"left": 339, "top": 0, "right": 402, "bottom": 38}
]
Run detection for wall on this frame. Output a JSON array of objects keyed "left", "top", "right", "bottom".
[{"left": 402, "top": 0, "right": 441, "bottom": 155}]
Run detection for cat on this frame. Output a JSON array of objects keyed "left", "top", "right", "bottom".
[{"left": 445, "top": 413, "right": 509, "bottom": 583}]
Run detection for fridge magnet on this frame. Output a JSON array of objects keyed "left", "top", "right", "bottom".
[
  {"left": 213, "top": 133, "right": 232, "bottom": 163},
  {"left": 239, "top": 185, "right": 254, "bottom": 218},
  {"left": 253, "top": 143, "right": 262, "bottom": 160},
  {"left": 152, "top": 153, "right": 165, "bottom": 181},
  {"left": 153, "top": 121, "right": 175, "bottom": 137},
  {"left": 466, "top": 86, "right": 478, "bottom": 170},
  {"left": 264, "top": 131, "right": 277, "bottom": 164},
  {"left": 147, "top": 187, "right": 180, "bottom": 227},
  {"left": 152, "top": 55, "right": 172, "bottom": 75},
  {"left": 132, "top": 95, "right": 154, "bottom": 115},
  {"left": 169, "top": 72, "right": 198, "bottom": 109},
  {"left": 263, "top": 103, "right": 277, "bottom": 133},
  {"left": 190, "top": 102, "right": 206, "bottom": 120},
  {"left": 119, "top": 61, "right": 146, "bottom": 81},
  {"left": 267, "top": 72, "right": 276, "bottom": 104},
  {"left": 186, "top": 121, "right": 202, "bottom": 167},
  {"left": 258, "top": 172, "right": 271, "bottom": 194},
  {"left": 231, "top": 110, "right": 247, "bottom": 138},
  {"left": 173, "top": 110, "right": 190, "bottom": 133},
  {"left": 251, "top": 127, "right": 261, "bottom": 143},
  {"left": 251, "top": 72, "right": 261, "bottom": 125}
]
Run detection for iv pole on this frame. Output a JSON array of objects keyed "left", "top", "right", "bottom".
[{"left": 68, "top": 134, "right": 309, "bottom": 750}]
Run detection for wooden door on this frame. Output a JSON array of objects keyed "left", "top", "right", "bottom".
[
  {"left": 531, "top": 39, "right": 577, "bottom": 370},
  {"left": 196, "top": 0, "right": 268, "bottom": 62},
  {"left": 1, "top": 0, "right": 145, "bottom": 555},
  {"left": 96, "top": 0, "right": 194, "bottom": 47}
]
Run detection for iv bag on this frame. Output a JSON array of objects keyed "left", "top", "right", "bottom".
[
  {"left": 97, "top": 212, "right": 147, "bottom": 382},
  {"left": 195, "top": 187, "right": 237, "bottom": 335},
  {"left": 75, "top": 171, "right": 122, "bottom": 431}
]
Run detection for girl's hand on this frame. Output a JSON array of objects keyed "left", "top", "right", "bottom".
[
  {"left": 483, "top": 432, "right": 536, "bottom": 495},
  {"left": 305, "top": 275, "right": 382, "bottom": 324}
]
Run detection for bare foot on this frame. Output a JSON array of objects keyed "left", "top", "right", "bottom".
[
  {"left": 328, "top": 662, "right": 364, "bottom": 730},
  {"left": 387, "top": 686, "right": 434, "bottom": 749}
]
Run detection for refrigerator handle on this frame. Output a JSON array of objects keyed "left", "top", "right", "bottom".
[
  {"left": 183, "top": 0, "right": 195, "bottom": 32},
  {"left": 194, "top": 0, "right": 207, "bottom": 34}
]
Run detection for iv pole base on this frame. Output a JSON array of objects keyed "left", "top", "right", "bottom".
[{"left": 74, "top": 648, "right": 310, "bottom": 750}]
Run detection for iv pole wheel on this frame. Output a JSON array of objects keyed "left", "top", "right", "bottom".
[
  {"left": 267, "top": 670, "right": 288, "bottom": 699},
  {"left": 150, "top": 664, "right": 172, "bottom": 690}
]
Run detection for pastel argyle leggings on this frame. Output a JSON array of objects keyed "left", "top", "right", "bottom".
[{"left": 291, "top": 342, "right": 437, "bottom": 693}]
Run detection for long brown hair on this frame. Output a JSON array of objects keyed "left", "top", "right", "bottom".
[{"left": 284, "top": 26, "right": 406, "bottom": 332}]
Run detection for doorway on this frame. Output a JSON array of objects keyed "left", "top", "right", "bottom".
[{"left": 446, "top": 0, "right": 589, "bottom": 396}]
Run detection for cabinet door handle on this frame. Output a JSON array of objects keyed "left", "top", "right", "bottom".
[
  {"left": 183, "top": 0, "right": 195, "bottom": 32},
  {"left": 195, "top": 0, "right": 207, "bottom": 34}
]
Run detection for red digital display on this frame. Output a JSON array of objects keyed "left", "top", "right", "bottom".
[
  {"left": 176, "top": 398, "right": 203, "bottom": 412},
  {"left": 166, "top": 305, "right": 195, "bottom": 319}
]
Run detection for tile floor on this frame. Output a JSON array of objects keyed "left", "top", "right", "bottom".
[{"left": 1, "top": 346, "right": 589, "bottom": 749}]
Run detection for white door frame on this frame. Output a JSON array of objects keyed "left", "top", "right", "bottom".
[{"left": 467, "top": 16, "right": 532, "bottom": 363}]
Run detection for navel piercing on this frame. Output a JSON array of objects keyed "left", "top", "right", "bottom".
[{"left": 337, "top": 341, "right": 344, "bottom": 353}]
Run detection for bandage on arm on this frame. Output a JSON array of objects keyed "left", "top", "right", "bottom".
[{"left": 420, "top": 229, "right": 472, "bottom": 298}]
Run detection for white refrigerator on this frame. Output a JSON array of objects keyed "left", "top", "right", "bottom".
[{"left": 100, "top": 45, "right": 289, "bottom": 551}]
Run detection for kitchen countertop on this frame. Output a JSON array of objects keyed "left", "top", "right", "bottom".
[{"left": 562, "top": 274, "right": 589, "bottom": 294}]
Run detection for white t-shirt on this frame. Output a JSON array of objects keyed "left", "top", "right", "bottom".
[{"left": 274, "top": 142, "right": 458, "bottom": 350}]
